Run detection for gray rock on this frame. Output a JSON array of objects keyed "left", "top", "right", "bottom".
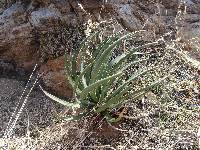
[
  {"left": 0, "top": 0, "right": 200, "bottom": 97},
  {"left": 30, "top": 8, "right": 62, "bottom": 27}
]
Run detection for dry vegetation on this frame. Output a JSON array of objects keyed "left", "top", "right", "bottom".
[
  {"left": 0, "top": 1, "right": 200, "bottom": 149},
  {"left": 1, "top": 25, "right": 199, "bottom": 150}
]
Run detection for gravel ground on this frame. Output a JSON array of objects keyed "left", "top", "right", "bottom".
[{"left": 0, "top": 77, "right": 64, "bottom": 147}]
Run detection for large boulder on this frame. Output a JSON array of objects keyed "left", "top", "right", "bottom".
[{"left": 0, "top": 0, "right": 199, "bottom": 98}]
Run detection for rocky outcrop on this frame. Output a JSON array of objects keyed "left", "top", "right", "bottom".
[{"left": 0, "top": 0, "right": 200, "bottom": 98}]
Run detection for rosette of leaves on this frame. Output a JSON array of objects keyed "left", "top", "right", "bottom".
[{"left": 40, "top": 29, "right": 166, "bottom": 122}]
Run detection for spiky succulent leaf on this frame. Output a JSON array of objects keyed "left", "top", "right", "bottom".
[
  {"left": 75, "top": 61, "right": 94, "bottom": 89},
  {"left": 110, "top": 41, "right": 159, "bottom": 71},
  {"left": 80, "top": 72, "right": 123, "bottom": 100},
  {"left": 109, "top": 76, "right": 168, "bottom": 109},
  {"left": 95, "top": 68, "right": 162, "bottom": 112},
  {"left": 40, "top": 85, "right": 80, "bottom": 108},
  {"left": 42, "top": 26, "right": 165, "bottom": 123},
  {"left": 90, "top": 33, "right": 133, "bottom": 83},
  {"left": 71, "top": 30, "right": 102, "bottom": 79},
  {"left": 107, "top": 67, "right": 156, "bottom": 100}
]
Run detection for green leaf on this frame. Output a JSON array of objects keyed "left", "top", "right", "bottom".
[
  {"left": 109, "top": 67, "right": 156, "bottom": 100},
  {"left": 110, "top": 41, "right": 158, "bottom": 70},
  {"left": 95, "top": 35, "right": 119, "bottom": 60},
  {"left": 131, "top": 76, "right": 168, "bottom": 95},
  {"left": 80, "top": 72, "right": 123, "bottom": 99},
  {"left": 71, "top": 30, "right": 102, "bottom": 78},
  {"left": 75, "top": 61, "right": 94, "bottom": 89},
  {"left": 95, "top": 89, "right": 128, "bottom": 113},
  {"left": 40, "top": 85, "right": 80, "bottom": 108},
  {"left": 119, "top": 58, "right": 150, "bottom": 72},
  {"left": 91, "top": 33, "right": 133, "bottom": 83},
  {"left": 113, "top": 76, "right": 168, "bottom": 108},
  {"left": 98, "top": 78, "right": 114, "bottom": 102},
  {"left": 92, "top": 37, "right": 113, "bottom": 59},
  {"left": 95, "top": 68, "right": 162, "bottom": 112}
]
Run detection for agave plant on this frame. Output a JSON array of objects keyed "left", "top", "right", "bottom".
[{"left": 40, "top": 28, "right": 166, "bottom": 122}]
